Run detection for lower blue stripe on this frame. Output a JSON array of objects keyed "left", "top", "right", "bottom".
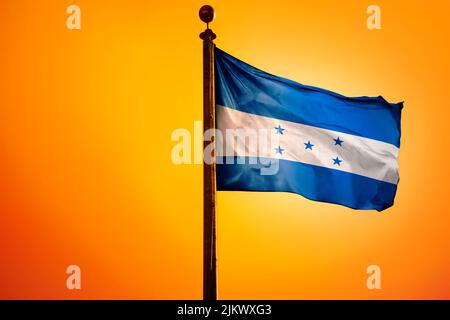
[{"left": 216, "top": 157, "right": 397, "bottom": 211}]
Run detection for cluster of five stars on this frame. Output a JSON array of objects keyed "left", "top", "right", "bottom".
[{"left": 274, "top": 125, "right": 344, "bottom": 166}]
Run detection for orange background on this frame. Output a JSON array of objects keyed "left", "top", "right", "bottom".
[{"left": 0, "top": 0, "right": 449, "bottom": 299}]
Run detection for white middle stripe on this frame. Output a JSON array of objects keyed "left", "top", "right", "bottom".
[{"left": 216, "top": 105, "right": 399, "bottom": 184}]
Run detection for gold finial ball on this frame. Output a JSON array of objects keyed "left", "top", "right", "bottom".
[{"left": 199, "top": 5, "right": 215, "bottom": 24}]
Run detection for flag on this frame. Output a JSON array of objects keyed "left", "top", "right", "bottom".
[{"left": 214, "top": 48, "right": 403, "bottom": 211}]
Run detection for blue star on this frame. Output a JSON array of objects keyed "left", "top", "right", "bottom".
[
  {"left": 274, "top": 125, "right": 285, "bottom": 135},
  {"left": 304, "top": 141, "right": 314, "bottom": 150},
  {"left": 334, "top": 137, "right": 344, "bottom": 147},
  {"left": 332, "top": 156, "right": 343, "bottom": 166},
  {"left": 275, "top": 146, "right": 284, "bottom": 155}
]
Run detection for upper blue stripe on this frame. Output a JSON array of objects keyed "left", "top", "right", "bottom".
[{"left": 215, "top": 47, "right": 403, "bottom": 147}]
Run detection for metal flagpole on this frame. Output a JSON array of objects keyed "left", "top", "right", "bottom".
[{"left": 199, "top": 5, "right": 217, "bottom": 300}]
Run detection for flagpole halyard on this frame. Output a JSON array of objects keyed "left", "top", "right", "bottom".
[{"left": 199, "top": 5, "right": 217, "bottom": 301}]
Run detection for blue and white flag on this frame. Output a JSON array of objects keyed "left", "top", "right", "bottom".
[{"left": 214, "top": 47, "right": 403, "bottom": 211}]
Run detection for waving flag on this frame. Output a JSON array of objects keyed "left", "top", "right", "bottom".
[{"left": 215, "top": 47, "right": 402, "bottom": 211}]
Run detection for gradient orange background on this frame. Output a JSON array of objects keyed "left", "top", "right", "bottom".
[{"left": 0, "top": 0, "right": 449, "bottom": 299}]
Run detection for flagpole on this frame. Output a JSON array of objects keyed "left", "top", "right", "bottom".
[{"left": 199, "top": 5, "right": 217, "bottom": 301}]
